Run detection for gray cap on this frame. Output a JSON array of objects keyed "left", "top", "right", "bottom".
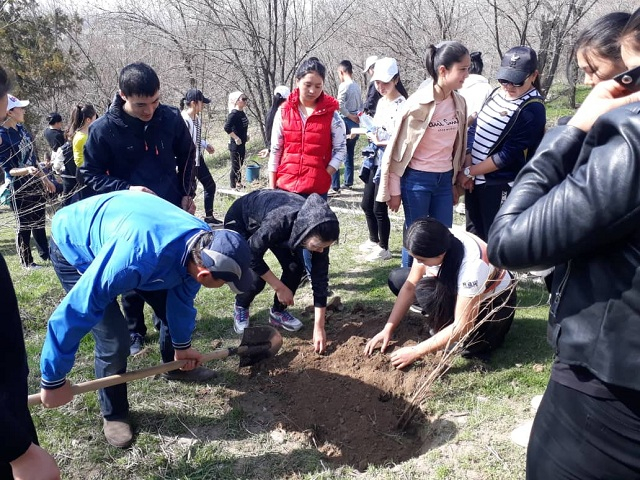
[{"left": 201, "top": 229, "right": 253, "bottom": 293}]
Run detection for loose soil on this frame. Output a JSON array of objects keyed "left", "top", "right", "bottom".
[{"left": 232, "top": 301, "right": 445, "bottom": 471}]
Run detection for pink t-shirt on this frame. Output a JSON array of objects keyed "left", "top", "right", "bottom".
[{"left": 389, "top": 96, "right": 458, "bottom": 196}]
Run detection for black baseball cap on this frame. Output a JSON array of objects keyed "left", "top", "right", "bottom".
[
  {"left": 496, "top": 46, "right": 538, "bottom": 85},
  {"left": 47, "top": 112, "right": 63, "bottom": 125},
  {"left": 185, "top": 88, "right": 211, "bottom": 104}
]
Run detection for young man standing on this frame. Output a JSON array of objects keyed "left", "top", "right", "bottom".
[
  {"left": 39, "top": 191, "right": 252, "bottom": 449},
  {"left": 330, "top": 60, "right": 362, "bottom": 195},
  {"left": 80, "top": 63, "right": 203, "bottom": 366}
]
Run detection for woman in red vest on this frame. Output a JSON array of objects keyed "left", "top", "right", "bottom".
[{"left": 268, "top": 57, "right": 347, "bottom": 195}]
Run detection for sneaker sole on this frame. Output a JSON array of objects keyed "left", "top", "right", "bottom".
[
  {"left": 269, "top": 318, "right": 303, "bottom": 332},
  {"left": 234, "top": 323, "right": 248, "bottom": 335}
]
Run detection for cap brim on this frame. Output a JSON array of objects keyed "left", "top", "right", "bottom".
[
  {"left": 229, "top": 270, "right": 253, "bottom": 294},
  {"left": 202, "top": 97, "right": 211, "bottom": 104},
  {"left": 496, "top": 67, "right": 529, "bottom": 84},
  {"left": 371, "top": 73, "right": 393, "bottom": 83}
]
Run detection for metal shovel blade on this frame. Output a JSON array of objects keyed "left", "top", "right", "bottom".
[{"left": 236, "top": 325, "right": 283, "bottom": 367}]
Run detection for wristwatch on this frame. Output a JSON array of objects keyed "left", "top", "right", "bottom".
[{"left": 463, "top": 166, "right": 475, "bottom": 179}]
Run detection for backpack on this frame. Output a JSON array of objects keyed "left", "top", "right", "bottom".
[{"left": 52, "top": 142, "right": 76, "bottom": 177}]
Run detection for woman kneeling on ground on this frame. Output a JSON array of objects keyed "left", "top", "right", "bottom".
[
  {"left": 364, "top": 217, "right": 516, "bottom": 368},
  {"left": 224, "top": 189, "right": 339, "bottom": 353}
]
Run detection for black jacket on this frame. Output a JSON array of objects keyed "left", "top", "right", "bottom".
[
  {"left": 44, "top": 127, "right": 65, "bottom": 151},
  {"left": 0, "top": 253, "right": 38, "bottom": 465},
  {"left": 487, "top": 103, "right": 640, "bottom": 391},
  {"left": 80, "top": 94, "right": 195, "bottom": 206},
  {"left": 224, "top": 190, "right": 339, "bottom": 307}
]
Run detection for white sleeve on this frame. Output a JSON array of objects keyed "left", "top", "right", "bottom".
[{"left": 268, "top": 108, "right": 284, "bottom": 173}]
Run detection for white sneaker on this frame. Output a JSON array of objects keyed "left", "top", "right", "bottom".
[
  {"left": 366, "top": 246, "right": 392, "bottom": 261},
  {"left": 358, "top": 239, "right": 378, "bottom": 252},
  {"left": 455, "top": 202, "right": 466, "bottom": 215},
  {"left": 233, "top": 304, "right": 250, "bottom": 335}
]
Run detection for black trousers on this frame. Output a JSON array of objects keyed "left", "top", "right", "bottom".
[
  {"left": 0, "top": 253, "right": 39, "bottom": 479},
  {"left": 11, "top": 184, "right": 49, "bottom": 266},
  {"left": 387, "top": 267, "right": 516, "bottom": 355},
  {"left": 196, "top": 159, "right": 217, "bottom": 217},
  {"left": 527, "top": 379, "right": 640, "bottom": 479},
  {"left": 465, "top": 183, "right": 511, "bottom": 242},
  {"left": 360, "top": 165, "right": 390, "bottom": 250},
  {"left": 123, "top": 290, "right": 174, "bottom": 363},
  {"left": 235, "top": 246, "right": 305, "bottom": 312},
  {"left": 229, "top": 142, "right": 246, "bottom": 188}
]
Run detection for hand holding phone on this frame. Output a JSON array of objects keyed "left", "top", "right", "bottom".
[{"left": 614, "top": 65, "right": 640, "bottom": 93}]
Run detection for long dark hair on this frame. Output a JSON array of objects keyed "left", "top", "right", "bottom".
[
  {"left": 469, "top": 51, "right": 484, "bottom": 75},
  {"left": 264, "top": 93, "right": 288, "bottom": 148},
  {"left": 295, "top": 57, "right": 326, "bottom": 81},
  {"left": 569, "top": 12, "right": 630, "bottom": 83},
  {"left": 425, "top": 41, "right": 469, "bottom": 80},
  {"left": 405, "top": 218, "right": 465, "bottom": 331},
  {"left": 621, "top": 7, "right": 640, "bottom": 53},
  {"left": 66, "top": 103, "right": 97, "bottom": 140}
]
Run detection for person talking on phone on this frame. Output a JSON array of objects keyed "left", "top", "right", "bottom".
[{"left": 487, "top": 9, "right": 640, "bottom": 479}]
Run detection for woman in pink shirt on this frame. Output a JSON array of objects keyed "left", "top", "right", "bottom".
[{"left": 377, "top": 41, "right": 469, "bottom": 266}]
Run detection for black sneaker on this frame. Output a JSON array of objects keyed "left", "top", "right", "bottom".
[
  {"left": 299, "top": 273, "right": 311, "bottom": 288},
  {"left": 203, "top": 216, "right": 223, "bottom": 226},
  {"left": 129, "top": 333, "right": 144, "bottom": 356}
]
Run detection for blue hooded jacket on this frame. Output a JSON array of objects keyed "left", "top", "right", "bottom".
[{"left": 41, "top": 191, "right": 208, "bottom": 386}]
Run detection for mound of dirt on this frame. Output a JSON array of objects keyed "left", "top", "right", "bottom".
[{"left": 233, "top": 302, "right": 444, "bottom": 470}]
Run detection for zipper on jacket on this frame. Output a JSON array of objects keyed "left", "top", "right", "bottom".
[{"left": 549, "top": 260, "right": 571, "bottom": 318}]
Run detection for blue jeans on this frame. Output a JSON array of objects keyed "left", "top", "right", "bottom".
[
  {"left": 50, "top": 240, "right": 173, "bottom": 419},
  {"left": 50, "top": 239, "right": 130, "bottom": 420},
  {"left": 332, "top": 117, "right": 358, "bottom": 189},
  {"left": 400, "top": 168, "right": 453, "bottom": 267}
]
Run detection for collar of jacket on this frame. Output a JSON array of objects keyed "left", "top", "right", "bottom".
[
  {"left": 287, "top": 89, "right": 339, "bottom": 117},
  {"left": 108, "top": 93, "right": 166, "bottom": 130}
]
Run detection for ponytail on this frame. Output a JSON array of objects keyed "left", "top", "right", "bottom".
[{"left": 425, "top": 41, "right": 469, "bottom": 80}]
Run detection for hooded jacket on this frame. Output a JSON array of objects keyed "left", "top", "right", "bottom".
[
  {"left": 80, "top": 93, "right": 196, "bottom": 206},
  {"left": 40, "top": 191, "right": 209, "bottom": 387},
  {"left": 224, "top": 190, "right": 339, "bottom": 307},
  {"left": 488, "top": 103, "right": 640, "bottom": 391}
]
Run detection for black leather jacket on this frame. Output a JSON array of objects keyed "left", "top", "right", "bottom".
[{"left": 487, "top": 102, "right": 640, "bottom": 391}]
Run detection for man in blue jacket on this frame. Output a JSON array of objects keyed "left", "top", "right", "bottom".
[
  {"left": 80, "top": 62, "right": 201, "bottom": 364},
  {"left": 38, "top": 191, "right": 252, "bottom": 449}
]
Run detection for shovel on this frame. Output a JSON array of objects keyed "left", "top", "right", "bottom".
[{"left": 28, "top": 325, "right": 282, "bottom": 407}]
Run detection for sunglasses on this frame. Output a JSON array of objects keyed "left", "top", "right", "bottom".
[
  {"left": 240, "top": 97, "right": 248, "bottom": 101},
  {"left": 497, "top": 75, "right": 530, "bottom": 88}
]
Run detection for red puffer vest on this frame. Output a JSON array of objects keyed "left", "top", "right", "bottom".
[{"left": 276, "top": 89, "right": 339, "bottom": 194}]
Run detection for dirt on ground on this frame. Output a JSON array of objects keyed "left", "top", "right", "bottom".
[{"left": 232, "top": 300, "right": 444, "bottom": 471}]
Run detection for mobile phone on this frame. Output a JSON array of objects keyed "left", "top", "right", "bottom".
[{"left": 614, "top": 65, "right": 640, "bottom": 93}]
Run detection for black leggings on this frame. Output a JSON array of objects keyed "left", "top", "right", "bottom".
[
  {"left": 196, "top": 159, "right": 217, "bottom": 217},
  {"left": 360, "top": 165, "right": 390, "bottom": 250},
  {"left": 527, "top": 379, "right": 640, "bottom": 479},
  {"left": 229, "top": 142, "right": 246, "bottom": 188},
  {"left": 11, "top": 184, "right": 49, "bottom": 266},
  {"left": 235, "top": 245, "right": 305, "bottom": 312},
  {"left": 465, "top": 183, "right": 511, "bottom": 242}
]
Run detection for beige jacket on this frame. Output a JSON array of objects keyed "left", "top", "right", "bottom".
[{"left": 376, "top": 82, "right": 467, "bottom": 202}]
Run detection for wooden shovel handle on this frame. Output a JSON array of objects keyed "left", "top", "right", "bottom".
[{"left": 28, "top": 348, "right": 233, "bottom": 407}]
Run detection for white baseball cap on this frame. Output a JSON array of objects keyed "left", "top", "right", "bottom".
[
  {"left": 363, "top": 55, "right": 379, "bottom": 72},
  {"left": 7, "top": 94, "right": 29, "bottom": 110},
  {"left": 273, "top": 85, "right": 290, "bottom": 98},
  {"left": 370, "top": 57, "right": 399, "bottom": 83}
]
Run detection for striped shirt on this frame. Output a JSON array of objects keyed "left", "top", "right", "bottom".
[{"left": 471, "top": 88, "right": 541, "bottom": 184}]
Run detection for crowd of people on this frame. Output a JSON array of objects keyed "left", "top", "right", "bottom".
[{"left": 2, "top": 7, "right": 640, "bottom": 478}]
